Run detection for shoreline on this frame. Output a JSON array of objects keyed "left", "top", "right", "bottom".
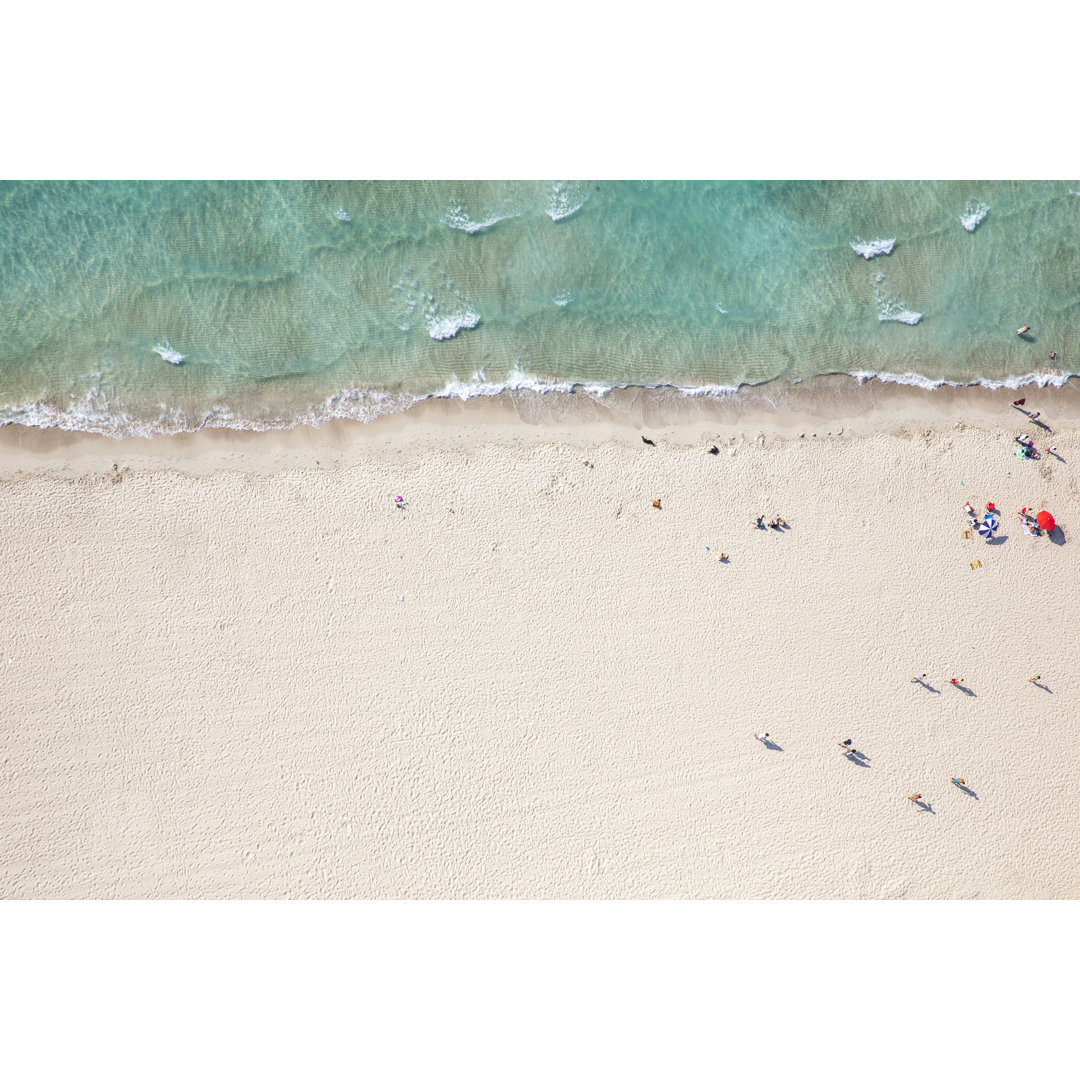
[{"left": 4, "top": 375, "right": 1080, "bottom": 476}]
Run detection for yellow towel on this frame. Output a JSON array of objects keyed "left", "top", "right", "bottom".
[{"left": 970, "top": 560, "right": 982, "bottom": 569}]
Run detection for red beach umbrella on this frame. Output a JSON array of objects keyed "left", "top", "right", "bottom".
[{"left": 1037, "top": 511, "right": 1055, "bottom": 531}]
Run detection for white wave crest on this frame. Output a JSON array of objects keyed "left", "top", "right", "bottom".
[
  {"left": 959, "top": 200, "right": 989, "bottom": 232},
  {"left": 334, "top": 207, "right": 352, "bottom": 222},
  {"left": 4, "top": 365, "right": 1078, "bottom": 439},
  {"left": 554, "top": 291, "right": 573, "bottom": 307},
  {"left": 425, "top": 307, "right": 480, "bottom": 340},
  {"left": 848, "top": 369, "right": 1072, "bottom": 391},
  {"left": 153, "top": 340, "right": 188, "bottom": 365},
  {"left": 441, "top": 204, "right": 518, "bottom": 234},
  {"left": 875, "top": 291, "right": 922, "bottom": 325},
  {"left": 389, "top": 269, "right": 480, "bottom": 339},
  {"left": 714, "top": 302, "right": 728, "bottom": 314},
  {"left": 851, "top": 237, "right": 895, "bottom": 259},
  {"left": 546, "top": 182, "right": 589, "bottom": 222}
]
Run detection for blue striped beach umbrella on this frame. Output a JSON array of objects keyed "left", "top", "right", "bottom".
[{"left": 977, "top": 516, "right": 999, "bottom": 538}]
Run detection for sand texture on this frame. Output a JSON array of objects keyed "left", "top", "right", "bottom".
[{"left": 2, "top": 403, "right": 1079, "bottom": 898}]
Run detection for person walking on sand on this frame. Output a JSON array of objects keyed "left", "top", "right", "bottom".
[
  {"left": 951, "top": 778, "right": 966, "bottom": 787},
  {"left": 1013, "top": 398, "right": 1026, "bottom": 408},
  {"left": 754, "top": 732, "right": 770, "bottom": 744},
  {"left": 1046, "top": 445, "right": 1058, "bottom": 455},
  {"left": 910, "top": 673, "right": 928, "bottom": 683},
  {"left": 951, "top": 677, "right": 964, "bottom": 686},
  {"left": 756, "top": 515, "right": 765, "bottom": 528},
  {"left": 1029, "top": 412, "right": 1041, "bottom": 422},
  {"left": 1029, "top": 675, "right": 1042, "bottom": 683},
  {"left": 907, "top": 793, "right": 923, "bottom": 802}
]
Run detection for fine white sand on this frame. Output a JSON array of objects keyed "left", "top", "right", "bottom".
[{"left": 2, "top": 389, "right": 1079, "bottom": 898}]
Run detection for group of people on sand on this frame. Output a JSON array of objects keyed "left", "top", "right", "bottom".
[
  {"left": 755, "top": 515, "right": 788, "bottom": 530},
  {"left": 963, "top": 499, "right": 1046, "bottom": 536},
  {"left": 753, "top": 731, "right": 971, "bottom": 799}
]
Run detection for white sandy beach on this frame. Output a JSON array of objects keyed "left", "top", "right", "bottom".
[{"left": 2, "top": 385, "right": 1079, "bottom": 899}]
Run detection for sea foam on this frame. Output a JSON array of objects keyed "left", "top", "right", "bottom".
[
  {"left": 334, "top": 207, "right": 352, "bottom": 222},
  {"left": 441, "top": 205, "right": 518, "bottom": 234},
  {"left": 546, "top": 182, "right": 589, "bottom": 222},
  {"left": 4, "top": 365, "right": 1078, "bottom": 439},
  {"left": 153, "top": 340, "right": 188, "bottom": 365},
  {"left": 960, "top": 200, "right": 989, "bottom": 232},
  {"left": 875, "top": 291, "right": 922, "bottom": 325},
  {"left": 390, "top": 269, "right": 481, "bottom": 339},
  {"left": 851, "top": 237, "right": 895, "bottom": 259},
  {"left": 425, "top": 306, "right": 480, "bottom": 340}
]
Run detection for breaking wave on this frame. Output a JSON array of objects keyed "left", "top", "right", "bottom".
[
  {"left": 851, "top": 237, "right": 895, "bottom": 259},
  {"left": 875, "top": 291, "right": 923, "bottom": 325},
  {"left": 546, "top": 182, "right": 589, "bottom": 222},
  {"left": 2, "top": 365, "right": 1076, "bottom": 439},
  {"left": 153, "top": 341, "right": 188, "bottom": 365},
  {"left": 960, "top": 200, "right": 989, "bottom": 232}
]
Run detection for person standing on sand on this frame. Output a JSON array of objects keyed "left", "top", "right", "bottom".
[
  {"left": 950, "top": 678, "right": 964, "bottom": 686},
  {"left": 754, "top": 732, "right": 770, "bottom": 743},
  {"left": 1029, "top": 412, "right": 1041, "bottom": 422},
  {"left": 1029, "top": 675, "right": 1042, "bottom": 683},
  {"left": 1013, "top": 398, "right": 1026, "bottom": 407},
  {"left": 952, "top": 778, "right": 966, "bottom": 787},
  {"left": 907, "top": 793, "right": 922, "bottom": 802}
]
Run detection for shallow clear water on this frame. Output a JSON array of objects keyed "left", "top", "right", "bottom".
[{"left": 1, "top": 180, "right": 1078, "bottom": 435}]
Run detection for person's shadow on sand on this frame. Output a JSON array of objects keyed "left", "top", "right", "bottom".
[
  {"left": 914, "top": 799, "right": 935, "bottom": 813},
  {"left": 1049, "top": 527, "right": 1066, "bottom": 547},
  {"left": 953, "top": 684, "right": 977, "bottom": 697},
  {"left": 762, "top": 738, "right": 783, "bottom": 751},
  {"left": 1033, "top": 681, "right": 1053, "bottom": 693},
  {"left": 955, "top": 784, "right": 979, "bottom": 799},
  {"left": 846, "top": 754, "right": 871, "bottom": 768}
]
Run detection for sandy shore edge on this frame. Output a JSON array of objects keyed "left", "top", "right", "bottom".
[{"left": 4, "top": 378, "right": 1080, "bottom": 476}]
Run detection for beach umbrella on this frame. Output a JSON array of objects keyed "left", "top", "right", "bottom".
[
  {"left": 977, "top": 518, "right": 998, "bottom": 538},
  {"left": 1037, "top": 511, "right": 1055, "bottom": 532}
]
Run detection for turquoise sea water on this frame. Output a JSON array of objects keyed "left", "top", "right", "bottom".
[{"left": 1, "top": 180, "right": 1078, "bottom": 435}]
